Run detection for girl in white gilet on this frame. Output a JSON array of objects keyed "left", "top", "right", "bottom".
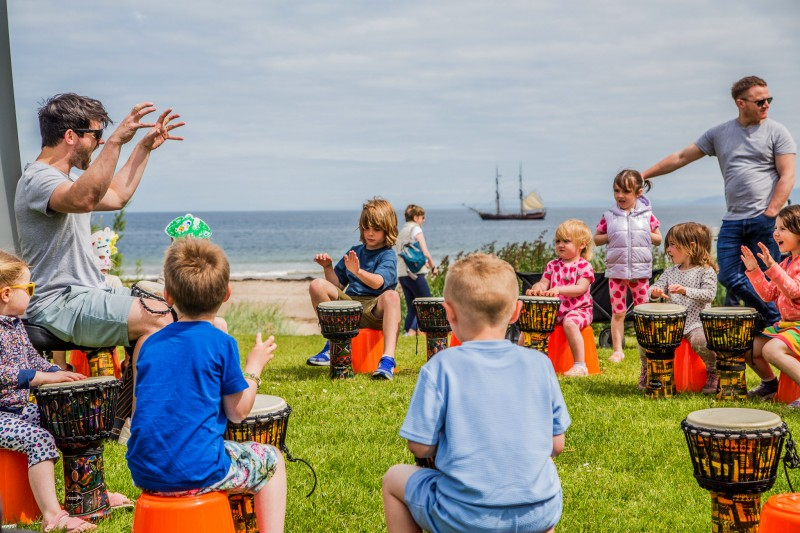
[{"left": 594, "top": 169, "right": 662, "bottom": 363}]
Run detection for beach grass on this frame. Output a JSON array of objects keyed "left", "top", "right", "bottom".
[
  {"left": 222, "top": 302, "right": 295, "bottom": 337},
  {"left": 21, "top": 334, "right": 800, "bottom": 532}
]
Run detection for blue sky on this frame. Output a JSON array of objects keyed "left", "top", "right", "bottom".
[{"left": 7, "top": 1, "right": 800, "bottom": 212}]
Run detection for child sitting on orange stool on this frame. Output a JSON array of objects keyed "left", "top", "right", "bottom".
[{"left": 546, "top": 325, "right": 600, "bottom": 375}]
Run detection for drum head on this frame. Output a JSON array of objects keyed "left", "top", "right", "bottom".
[
  {"left": 700, "top": 307, "right": 758, "bottom": 316},
  {"left": 135, "top": 280, "right": 165, "bottom": 294},
  {"left": 37, "top": 375, "right": 117, "bottom": 390},
  {"left": 519, "top": 295, "right": 561, "bottom": 304},
  {"left": 634, "top": 303, "right": 687, "bottom": 315},
  {"left": 685, "top": 408, "right": 782, "bottom": 431},
  {"left": 414, "top": 297, "right": 444, "bottom": 304},
  {"left": 317, "top": 300, "right": 362, "bottom": 311},
  {"left": 249, "top": 394, "right": 288, "bottom": 416}
]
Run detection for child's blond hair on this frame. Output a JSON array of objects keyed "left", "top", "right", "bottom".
[
  {"left": 359, "top": 197, "right": 398, "bottom": 247},
  {"left": 444, "top": 253, "right": 518, "bottom": 329},
  {"left": 0, "top": 250, "right": 28, "bottom": 287},
  {"left": 163, "top": 238, "right": 230, "bottom": 316},
  {"left": 555, "top": 219, "right": 594, "bottom": 260},
  {"left": 665, "top": 222, "right": 718, "bottom": 272}
]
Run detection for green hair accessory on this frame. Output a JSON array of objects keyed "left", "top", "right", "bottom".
[{"left": 164, "top": 213, "right": 212, "bottom": 239}]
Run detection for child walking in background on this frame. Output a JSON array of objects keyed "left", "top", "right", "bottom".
[
  {"left": 647, "top": 223, "right": 719, "bottom": 393},
  {"left": 594, "top": 169, "right": 662, "bottom": 363},
  {"left": 127, "top": 239, "right": 287, "bottom": 530},
  {"left": 0, "top": 250, "right": 131, "bottom": 533},
  {"left": 741, "top": 205, "right": 800, "bottom": 407},
  {"left": 382, "top": 254, "right": 570, "bottom": 533},
  {"left": 395, "top": 204, "right": 438, "bottom": 336},
  {"left": 306, "top": 198, "right": 402, "bottom": 380},
  {"left": 526, "top": 219, "right": 595, "bottom": 377}
]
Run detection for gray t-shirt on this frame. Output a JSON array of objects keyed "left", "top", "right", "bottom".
[
  {"left": 14, "top": 162, "right": 106, "bottom": 317},
  {"left": 695, "top": 118, "right": 796, "bottom": 221}
]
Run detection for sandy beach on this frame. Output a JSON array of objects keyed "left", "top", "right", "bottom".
[{"left": 221, "top": 279, "right": 321, "bottom": 335}]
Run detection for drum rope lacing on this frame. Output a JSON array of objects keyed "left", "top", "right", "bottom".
[
  {"left": 284, "top": 448, "right": 317, "bottom": 497},
  {"left": 131, "top": 282, "right": 177, "bottom": 320},
  {"left": 782, "top": 429, "right": 800, "bottom": 492}
]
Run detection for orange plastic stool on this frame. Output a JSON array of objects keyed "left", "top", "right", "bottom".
[
  {"left": 759, "top": 493, "right": 800, "bottom": 532},
  {"left": 546, "top": 325, "right": 600, "bottom": 375},
  {"left": 0, "top": 449, "right": 40, "bottom": 525},
  {"left": 132, "top": 491, "right": 235, "bottom": 533},
  {"left": 351, "top": 328, "right": 385, "bottom": 374},
  {"left": 775, "top": 372, "right": 800, "bottom": 404},
  {"left": 449, "top": 333, "right": 461, "bottom": 347},
  {"left": 674, "top": 339, "right": 707, "bottom": 393}
]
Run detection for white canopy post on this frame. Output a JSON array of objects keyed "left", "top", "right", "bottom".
[{"left": 0, "top": 0, "right": 21, "bottom": 253}]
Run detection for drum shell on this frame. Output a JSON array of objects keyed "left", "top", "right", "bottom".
[
  {"left": 700, "top": 309, "right": 758, "bottom": 352},
  {"left": 317, "top": 303, "right": 362, "bottom": 338},
  {"left": 413, "top": 298, "right": 450, "bottom": 334},
  {"left": 681, "top": 419, "right": 787, "bottom": 494},
  {"left": 33, "top": 378, "right": 120, "bottom": 446},
  {"left": 517, "top": 297, "right": 560, "bottom": 334},
  {"left": 633, "top": 309, "right": 687, "bottom": 352},
  {"left": 225, "top": 404, "right": 291, "bottom": 451}
]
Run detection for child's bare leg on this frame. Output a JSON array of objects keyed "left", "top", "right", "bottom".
[
  {"left": 308, "top": 278, "right": 339, "bottom": 308},
  {"left": 382, "top": 464, "right": 423, "bottom": 533},
  {"left": 609, "top": 312, "right": 626, "bottom": 361},
  {"left": 747, "top": 337, "right": 777, "bottom": 381},
  {"left": 254, "top": 453, "right": 287, "bottom": 533},
  {"left": 763, "top": 339, "right": 800, "bottom": 385},
  {"left": 563, "top": 320, "right": 585, "bottom": 364},
  {"left": 376, "top": 290, "right": 401, "bottom": 357},
  {"left": 31, "top": 459, "right": 94, "bottom": 530}
]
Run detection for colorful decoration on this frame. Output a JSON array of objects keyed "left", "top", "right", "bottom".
[{"left": 164, "top": 213, "right": 212, "bottom": 239}]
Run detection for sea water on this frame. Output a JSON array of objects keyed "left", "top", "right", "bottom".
[{"left": 98, "top": 204, "right": 726, "bottom": 280}]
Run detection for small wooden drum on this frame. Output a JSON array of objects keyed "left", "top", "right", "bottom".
[
  {"left": 633, "top": 303, "right": 687, "bottom": 399},
  {"left": 225, "top": 395, "right": 291, "bottom": 533},
  {"left": 517, "top": 296, "right": 560, "bottom": 353},
  {"left": 700, "top": 307, "right": 758, "bottom": 401},
  {"left": 317, "top": 300, "right": 362, "bottom": 379},
  {"left": 682, "top": 408, "right": 789, "bottom": 532},
  {"left": 33, "top": 376, "right": 121, "bottom": 521},
  {"left": 413, "top": 297, "right": 451, "bottom": 360}
]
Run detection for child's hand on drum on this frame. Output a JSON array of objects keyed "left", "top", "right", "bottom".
[
  {"left": 247, "top": 332, "right": 277, "bottom": 372},
  {"left": 34, "top": 370, "right": 86, "bottom": 386},
  {"left": 314, "top": 253, "right": 333, "bottom": 268},
  {"left": 526, "top": 283, "right": 545, "bottom": 296},
  {"left": 542, "top": 288, "right": 560, "bottom": 297},
  {"left": 740, "top": 246, "right": 760, "bottom": 272},
  {"left": 344, "top": 250, "right": 360, "bottom": 274},
  {"left": 651, "top": 287, "right": 668, "bottom": 299}
]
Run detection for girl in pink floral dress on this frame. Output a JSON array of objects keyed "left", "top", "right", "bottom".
[{"left": 526, "top": 219, "right": 595, "bottom": 377}]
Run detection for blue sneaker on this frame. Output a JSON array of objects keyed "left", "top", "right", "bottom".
[
  {"left": 372, "top": 356, "right": 396, "bottom": 380},
  {"left": 306, "top": 341, "right": 331, "bottom": 366}
]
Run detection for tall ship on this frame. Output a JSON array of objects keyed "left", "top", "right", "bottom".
[{"left": 469, "top": 166, "right": 546, "bottom": 220}]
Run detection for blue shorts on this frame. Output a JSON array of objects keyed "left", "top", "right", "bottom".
[
  {"left": 29, "top": 285, "right": 134, "bottom": 347},
  {"left": 150, "top": 441, "right": 280, "bottom": 497},
  {"left": 405, "top": 468, "right": 562, "bottom": 533}
]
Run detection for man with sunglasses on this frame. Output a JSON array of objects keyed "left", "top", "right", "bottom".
[
  {"left": 643, "top": 76, "right": 796, "bottom": 328},
  {"left": 14, "top": 93, "right": 185, "bottom": 356}
]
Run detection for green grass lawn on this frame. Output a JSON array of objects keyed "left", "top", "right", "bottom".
[{"left": 21, "top": 333, "right": 800, "bottom": 532}]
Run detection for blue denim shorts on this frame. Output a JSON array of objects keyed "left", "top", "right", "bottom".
[
  {"left": 29, "top": 285, "right": 134, "bottom": 347},
  {"left": 405, "top": 468, "right": 562, "bottom": 532}
]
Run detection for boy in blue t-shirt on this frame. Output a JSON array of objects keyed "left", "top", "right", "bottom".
[
  {"left": 306, "top": 197, "right": 402, "bottom": 380},
  {"left": 382, "top": 253, "right": 571, "bottom": 533},
  {"left": 126, "top": 238, "right": 286, "bottom": 532}
]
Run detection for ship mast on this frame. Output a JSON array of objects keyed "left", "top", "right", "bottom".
[
  {"left": 518, "top": 164, "right": 524, "bottom": 215},
  {"left": 495, "top": 166, "right": 501, "bottom": 216}
]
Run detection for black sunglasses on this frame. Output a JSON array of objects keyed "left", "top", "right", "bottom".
[
  {"left": 72, "top": 128, "right": 104, "bottom": 141},
  {"left": 740, "top": 97, "right": 773, "bottom": 107}
]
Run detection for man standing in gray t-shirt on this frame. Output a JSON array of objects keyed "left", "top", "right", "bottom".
[
  {"left": 14, "top": 93, "right": 184, "bottom": 349},
  {"left": 643, "top": 76, "right": 797, "bottom": 328}
]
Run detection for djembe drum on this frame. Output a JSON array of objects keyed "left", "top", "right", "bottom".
[
  {"left": 517, "top": 296, "right": 560, "bottom": 353},
  {"left": 33, "top": 376, "right": 120, "bottom": 521},
  {"left": 413, "top": 297, "right": 451, "bottom": 360},
  {"left": 700, "top": 307, "right": 758, "bottom": 401},
  {"left": 317, "top": 301, "right": 362, "bottom": 379},
  {"left": 632, "top": 303, "right": 687, "bottom": 399},
  {"left": 225, "top": 395, "right": 292, "bottom": 533},
  {"left": 682, "top": 408, "right": 789, "bottom": 532}
]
